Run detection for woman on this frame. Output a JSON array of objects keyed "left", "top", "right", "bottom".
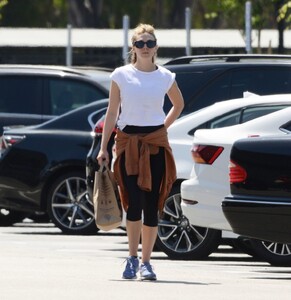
[{"left": 97, "top": 23, "right": 184, "bottom": 280}]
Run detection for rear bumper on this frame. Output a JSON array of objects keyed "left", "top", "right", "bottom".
[
  {"left": 222, "top": 197, "right": 291, "bottom": 244},
  {"left": 180, "top": 178, "right": 232, "bottom": 230}
]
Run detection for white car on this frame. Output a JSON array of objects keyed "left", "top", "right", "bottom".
[
  {"left": 156, "top": 94, "right": 291, "bottom": 260},
  {"left": 180, "top": 106, "right": 291, "bottom": 265}
]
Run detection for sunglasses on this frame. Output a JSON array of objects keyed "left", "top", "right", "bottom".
[{"left": 134, "top": 40, "right": 157, "bottom": 49}]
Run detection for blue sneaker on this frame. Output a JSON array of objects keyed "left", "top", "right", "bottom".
[
  {"left": 122, "top": 256, "right": 139, "bottom": 279},
  {"left": 140, "top": 262, "right": 157, "bottom": 281}
]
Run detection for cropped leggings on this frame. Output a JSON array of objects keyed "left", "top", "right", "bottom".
[{"left": 120, "top": 125, "right": 165, "bottom": 227}]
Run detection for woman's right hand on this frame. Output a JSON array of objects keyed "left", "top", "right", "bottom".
[{"left": 97, "top": 149, "right": 110, "bottom": 166}]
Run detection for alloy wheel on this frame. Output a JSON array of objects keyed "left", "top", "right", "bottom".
[
  {"left": 261, "top": 241, "right": 291, "bottom": 256},
  {"left": 156, "top": 190, "right": 221, "bottom": 259},
  {"left": 49, "top": 173, "right": 97, "bottom": 234},
  {"left": 248, "top": 238, "right": 291, "bottom": 266}
]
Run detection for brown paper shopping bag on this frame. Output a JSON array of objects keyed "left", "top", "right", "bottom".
[{"left": 93, "top": 164, "right": 122, "bottom": 231}]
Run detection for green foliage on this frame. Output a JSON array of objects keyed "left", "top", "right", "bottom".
[
  {"left": 0, "top": 0, "right": 67, "bottom": 27},
  {"left": 0, "top": 0, "right": 7, "bottom": 9},
  {"left": 278, "top": 1, "right": 291, "bottom": 27},
  {"left": 0, "top": 0, "right": 289, "bottom": 30},
  {"left": 0, "top": 0, "right": 8, "bottom": 21}
]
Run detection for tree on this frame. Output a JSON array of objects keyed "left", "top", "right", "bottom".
[
  {"left": 68, "top": 0, "right": 103, "bottom": 27},
  {"left": 277, "top": 0, "right": 291, "bottom": 26},
  {"left": 0, "top": 0, "right": 8, "bottom": 21},
  {"left": 277, "top": 0, "right": 291, "bottom": 53},
  {"left": 0, "top": 0, "right": 288, "bottom": 41},
  {"left": 0, "top": 0, "right": 67, "bottom": 27}
]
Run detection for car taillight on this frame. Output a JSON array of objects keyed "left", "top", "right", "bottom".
[
  {"left": 229, "top": 160, "right": 247, "bottom": 183},
  {"left": 191, "top": 144, "right": 224, "bottom": 165},
  {"left": 94, "top": 120, "right": 105, "bottom": 134},
  {"left": 2, "top": 135, "right": 25, "bottom": 149},
  {"left": 94, "top": 120, "right": 117, "bottom": 135}
]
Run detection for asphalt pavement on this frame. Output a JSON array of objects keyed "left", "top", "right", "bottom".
[{"left": 0, "top": 221, "right": 291, "bottom": 300}]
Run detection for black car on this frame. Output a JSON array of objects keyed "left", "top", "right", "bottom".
[
  {"left": 0, "top": 99, "right": 108, "bottom": 234},
  {"left": 222, "top": 132, "right": 291, "bottom": 266},
  {"left": 0, "top": 65, "right": 110, "bottom": 134},
  {"left": 164, "top": 54, "right": 291, "bottom": 115}
]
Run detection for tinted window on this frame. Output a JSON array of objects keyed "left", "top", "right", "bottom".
[
  {"left": 231, "top": 68, "right": 291, "bottom": 97},
  {"left": 0, "top": 76, "right": 42, "bottom": 114},
  {"left": 188, "top": 104, "right": 291, "bottom": 135},
  {"left": 49, "top": 78, "right": 106, "bottom": 115},
  {"left": 164, "top": 71, "right": 210, "bottom": 113},
  {"left": 184, "top": 71, "right": 232, "bottom": 114},
  {"left": 282, "top": 121, "right": 291, "bottom": 132},
  {"left": 210, "top": 110, "right": 241, "bottom": 128},
  {"left": 182, "top": 67, "right": 291, "bottom": 116},
  {"left": 210, "top": 104, "right": 290, "bottom": 128},
  {"left": 241, "top": 105, "right": 290, "bottom": 122}
]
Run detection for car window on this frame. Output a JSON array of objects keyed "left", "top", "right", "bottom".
[
  {"left": 210, "top": 104, "right": 290, "bottom": 128},
  {"left": 240, "top": 105, "right": 290, "bottom": 122},
  {"left": 210, "top": 110, "right": 241, "bottom": 128},
  {"left": 188, "top": 104, "right": 291, "bottom": 135},
  {"left": 231, "top": 68, "right": 291, "bottom": 97},
  {"left": 164, "top": 71, "right": 210, "bottom": 114},
  {"left": 48, "top": 78, "right": 106, "bottom": 115},
  {"left": 184, "top": 71, "right": 232, "bottom": 114},
  {"left": 281, "top": 121, "right": 291, "bottom": 132},
  {"left": 0, "top": 76, "right": 42, "bottom": 114},
  {"left": 181, "top": 67, "right": 291, "bottom": 116}
]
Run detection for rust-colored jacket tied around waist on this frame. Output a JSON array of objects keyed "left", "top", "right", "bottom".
[{"left": 113, "top": 126, "right": 177, "bottom": 214}]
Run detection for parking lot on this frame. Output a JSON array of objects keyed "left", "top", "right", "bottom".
[{"left": 1, "top": 221, "right": 291, "bottom": 300}]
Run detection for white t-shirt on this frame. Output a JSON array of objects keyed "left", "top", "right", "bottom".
[{"left": 110, "top": 64, "right": 175, "bottom": 129}]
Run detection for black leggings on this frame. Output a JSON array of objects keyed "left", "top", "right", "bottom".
[{"left": 120, "top": 125, "right": 165, "bottom": 227}]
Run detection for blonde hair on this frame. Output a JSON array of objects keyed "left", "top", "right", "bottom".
[{"left": 130, "top": 23, "right": 157, "bottom": 64}]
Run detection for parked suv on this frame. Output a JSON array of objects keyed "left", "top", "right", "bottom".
[{"left": 0, "top": 65, "right": 110, "bottom": 134}]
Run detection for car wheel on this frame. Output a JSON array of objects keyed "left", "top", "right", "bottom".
[
  {"left": 0, "top": 208, "right": 27, "bottom": 226},
  {"left": 248, "top": 239, "right": 291, "bottom": 266},
  {"left": 156, "top": 184, "right": 221, "bottom": 260},
  {"left": 47, "top": 171, "right": 98, "bottom": 235}
]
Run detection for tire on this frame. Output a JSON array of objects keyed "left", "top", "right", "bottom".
[
  {"left": 156, "top": 184, "right": 221, "bottom": 260},
  {"left": 249, "top": 239, "right": 291, "bottom": 266},
  {"left": 47, "top": 171, "right": 98, "bottom": 235},
  {"left": 0, "top": 208, "right": 27, "bottom": 226}
]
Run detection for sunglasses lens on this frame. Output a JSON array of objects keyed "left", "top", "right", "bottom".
[
  {"left": 134, "top": 40, "right": 156, "bottom": 48},
  {"left": 146, "top": 40, "right": 156, "bottom": 48},
  {"left": 135, "top": 41, "right": 145, "bottom": 48}
]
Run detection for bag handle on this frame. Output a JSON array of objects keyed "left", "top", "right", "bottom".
[{"left": 99, "top": 161, "right": 110, "bottom": 172}]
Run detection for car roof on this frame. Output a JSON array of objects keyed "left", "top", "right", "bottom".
[
  {"left": 41, "top": 98, "right": 109, "bottom": 130},
  {"left": 4, "top": 98, "right": 109, "bottom": 133},
  {"left": 0, "top": 64, "right": 112, "bottom": 79},
  {"left": 164, "top": 55, "right": 291, "bottom": 75},
  {"left": 0, "top": 64, "right": 112, "bottom": 92},
  {"left": 165, "top": 54, "right": 291, "bottom": 66}
]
